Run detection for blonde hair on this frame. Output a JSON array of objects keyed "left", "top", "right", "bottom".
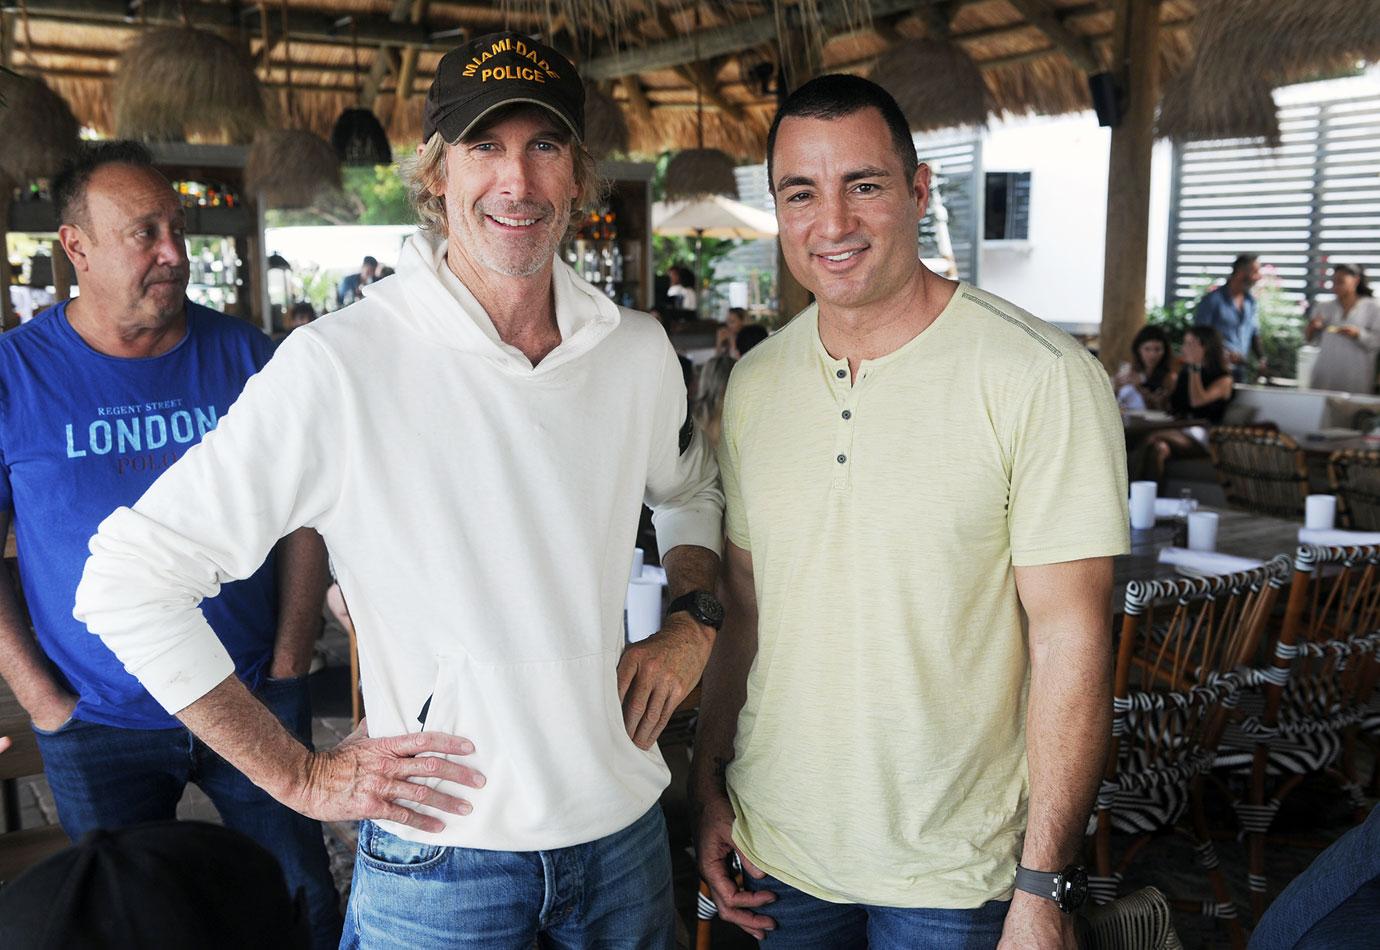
[
  {"left": 693, "top": 356, "right": 735, "bottom": 448},
  {"left": 401, "top": 112, "right": 602, "bottom": 237}
]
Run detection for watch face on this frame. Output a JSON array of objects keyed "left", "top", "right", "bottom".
[
  {"left": 693, "top": 592, "right": 725, "bottom": 627},
  {"left": 1059, "top": 866, "right": 1089, "bottom": 912}
]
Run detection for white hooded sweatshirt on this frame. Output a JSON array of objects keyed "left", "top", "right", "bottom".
[{"left": 74, "top": 231, "right": 724, "bottom": 851}]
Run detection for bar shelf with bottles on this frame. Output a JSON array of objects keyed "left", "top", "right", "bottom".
[{"left": 561, "top": 162, "right": 653, "bottom": 311}]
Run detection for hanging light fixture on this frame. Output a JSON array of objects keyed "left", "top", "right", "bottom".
[
  {"left": 246, "top": 0, "right": 342, "bottom": 209},
  {"left": 330, "top": 17, "right": 393, "bottom": 166},
  {"left": 663, "top": 6, "right": 739, "bottom": 203}
]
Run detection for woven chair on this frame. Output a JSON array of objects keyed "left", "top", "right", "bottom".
[
  {"left": 1077, "top": 886, "right": 1183, "bottom": 950},
  {"left": 1216, "top": 544, "right": 1380, "bottom": 920},
  {"left": 1208, "top": 427, "right": 1310, "bottom": 519},
  {"left": 1093, "top": 556, "right": 1291, "bottom": 950},
  {"left": 1328, "top": 449, "right": 1380, "bottom": 530}
]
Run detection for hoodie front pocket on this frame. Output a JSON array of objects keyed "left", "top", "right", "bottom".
[{"left": 411, "top": 649, "right": 669, "bottom": 851}]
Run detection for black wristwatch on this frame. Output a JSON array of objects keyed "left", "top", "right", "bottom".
[
  {"left": 1014, "top": 863, "right": 1088, "bottom": 914},
  {"left": 666, "top": 590, "right": 725, "bottom": 631}
]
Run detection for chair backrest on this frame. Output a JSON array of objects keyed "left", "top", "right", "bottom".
[
  {"left": 1208, "top": 426, "right": 1310, "bottom": 519},
  {"left": 1328, "top": 449, "right": 1380, "bottom": 530},
  {"left": 1108, "top": 556, "right": 1292, "bottom": 779},
  {"left": 1263, "top": 545, "right": 1380, "bottom": 727}
]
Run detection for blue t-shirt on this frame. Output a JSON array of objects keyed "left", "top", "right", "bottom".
[
  {"left": 0, "top": 301, "right": 280, "bottom": 729},
  {"left": 1194, "top": 285, "right": 1258, "bottom": 358}
]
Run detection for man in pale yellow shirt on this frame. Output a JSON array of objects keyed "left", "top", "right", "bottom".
[{"left": 692, "top": 75, "right": 1129, "bottom": 950}]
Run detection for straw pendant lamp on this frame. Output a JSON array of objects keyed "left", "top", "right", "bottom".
[
  {"left": 0, "top": 67, "right": 82, "bottom": 187},
  {"left": 870, "top": 39, "right": 988, "bottom": 132},
  {"left": 663, "top": 7, "right": 739, "bottom": 202},
  {"left": 246, "top": 2, "right": 341, "bottom": 208},
  {"left": 329, "top": 18, "right": 393, "bottom": 166},
  {"left": 112, "top": 0, "right": 266, "bottom": 144},
  {"left": 583, "top": 81, "right": 629, "bottom": 160}
]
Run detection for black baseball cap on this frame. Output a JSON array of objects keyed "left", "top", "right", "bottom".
[
  {"left": 0, "top": 821, "right": 310, "bottom": 949},
  {"left": 424, "top": 31, "right": 584, "bottom": 144}
]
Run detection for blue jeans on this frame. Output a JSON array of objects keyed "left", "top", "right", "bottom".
[
  {"left": 745, "top": 873, "right": 1009, "bottom": 950},
  {"left": 343, "top": 803, "right": 675, "bottom": 949},
  {"left": 33, "top": 674, "right": 342, "bottom": 950}
]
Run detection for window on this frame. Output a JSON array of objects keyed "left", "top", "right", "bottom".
[{"left": 984, "top": 171, "right": 1031, "bottom": 242}]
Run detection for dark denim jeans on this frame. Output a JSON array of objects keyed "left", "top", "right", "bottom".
[
  {"left": 343, "top": 803, "right": 676, "bottom": 949},
  {"left": 744, "top": 873, "right": 1010, "bottom": 950},
  {"left": 33, "top": 674, "right": 342, "bottom": 950}
]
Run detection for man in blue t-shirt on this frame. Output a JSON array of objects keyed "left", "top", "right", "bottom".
[
  {"left": 1195, "top": 252, "right": 1267, "bottom": 382},
  {"left": 0, "top": 142, "right": 341, "bottom": 947}
]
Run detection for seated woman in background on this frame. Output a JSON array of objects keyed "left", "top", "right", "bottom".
[
  {"left": 1142, "top": 325, "right": 1234, "bottom": 481},
  {"left": 1305, "top": 262, "right": 1380, "bottom": 394},
  {"left": 693, "top": 356, "right": 735, "bottom": 449},
  {"left": 1114, "top": 324, "right": 1176, "bottom": 412}
]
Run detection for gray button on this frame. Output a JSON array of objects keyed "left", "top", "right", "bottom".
[
  {"left": 837, "top": 454, "right": 847, "bottom": 464},
  {"left": 841, "top": 410, "right": 851, "bottom": 420},
  {"left": 835, "top": 369, "right": 846, "bottom": 379}
]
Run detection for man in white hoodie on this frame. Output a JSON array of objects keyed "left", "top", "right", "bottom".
[{"left": 76, "top": 32, "right": 724, "bottom": 949}]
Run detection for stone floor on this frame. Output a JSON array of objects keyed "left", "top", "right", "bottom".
[{"left": 12, "top": 617, "right": 1375, "bottom": 949}]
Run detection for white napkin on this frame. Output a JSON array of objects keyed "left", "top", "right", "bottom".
[
  {"left": 1154, "top": 498, "right": 1199, "bottom": 518},
  {"left": 1157, "top": 547, "right": 1263, "bottom": 576},
  {"left": 1298, "top": 528, "right": 1380, "bottom": 546}
]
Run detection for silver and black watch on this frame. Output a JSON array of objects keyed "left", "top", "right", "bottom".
[{"left": 1014, "top": 863, "right": 1089, "bottom": 914}]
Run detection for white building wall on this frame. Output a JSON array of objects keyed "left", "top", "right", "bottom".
[{"left": 973, "top": 111, "right": 1173, "bottom": 334}]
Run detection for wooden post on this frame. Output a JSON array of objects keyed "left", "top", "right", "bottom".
[
  {"left": 774, "top": 29, "right": 821, "bottom": 323},
  {"left": 1098, "top": 0, "right": 1161, "bottom": 373}
]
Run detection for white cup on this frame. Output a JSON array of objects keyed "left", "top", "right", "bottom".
[
  {"left": 1305, "top": 494, "right": 1337, "bottom": 531},
  {"left": 1129, "top": 481, "right": 1158, "bottom": 530},
  {"left": 1188, "top": 511, "right": 1220, "bottom": 552},
  {"left": 631, "top": 547, "right": 645, "bottom": 580}
]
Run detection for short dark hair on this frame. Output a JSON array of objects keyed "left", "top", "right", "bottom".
[
  {"left": 1231, "top": 253, "right": 1259, "bottom": 276},
  {"left": 362, "top": 256, "right": 378, "bottom": 269},
  {"left": 766, "top": 74, "right": 918, "bottom": 194},
  {"left": 736, "top": 324, "right": 768, "bottom": 356},
  {"left": 52, "top": 140, "right": 157, "bottom": 229}
]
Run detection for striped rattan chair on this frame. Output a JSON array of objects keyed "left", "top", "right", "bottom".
[
  {"left": 1215, "top": 544, "right": 1380, "bottom": 920},
  {"left": 1328, "top": 449, "right": 1380, "bottom": 530},
  {"left": 1093, "top": 556, "right": 1290, "bottom": 950},
  {"left": 1208, "top": 427, "right": 1310, "bottom": 519}
]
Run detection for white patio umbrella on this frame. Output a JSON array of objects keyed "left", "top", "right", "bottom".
[{"left": 653, "top": 195, "right": 778, "bottom": 314}]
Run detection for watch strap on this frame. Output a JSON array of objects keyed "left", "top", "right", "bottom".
[{"left": 1014, "top": 865, "right": 1062, "bottom": 904}]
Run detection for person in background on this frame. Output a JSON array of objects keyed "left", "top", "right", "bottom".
[
  {"left": 1305, "top": 263, "right": 1380, "bottom": 394},
  {"left": 1142, "top": 325, "right": 1234, "bottom": 483},
  {"left": 666, "top": 265, "right": 698, "bottom": 312},
  {"left": 736, "top": 323, "right": 768, "bottom": 357},
  {"left": 337, "top": 255, "right": 378, "bottom": 307},
  {"left": 0, "top": 141, "right": 340, "bottom": 947},
  {"left": 693, "top": 355, "right": 735, "bottom": 449},
  {"left": 273, "top": 301, "right": 316, "bottom": 343},
  {"left": 716, "top": 306, "right": 747, "bottom": 357},
  {"left": 1194, "top": 253, "right": 1267, "bottom": 382},
  {"left": 1113, "top": 324, "right": 1176, "bottom": 412}
]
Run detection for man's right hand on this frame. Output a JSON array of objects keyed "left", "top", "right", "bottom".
[
  {"left": 696, "top": 792, "right": 776, "bottom": 940},
  {"left": 284, "top": 719, "right": 486, "bottom": 834},
  {"left": 29, "top": 691, "right": 78, "bottom": 732}
]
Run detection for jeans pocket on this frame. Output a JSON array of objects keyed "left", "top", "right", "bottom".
[{"left": 356, "top": 819, "right": 448, "bottom": 874}]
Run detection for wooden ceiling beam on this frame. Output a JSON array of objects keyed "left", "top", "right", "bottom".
[
  {"left": 1, "top": 0, "right": 459, "bottom": 53},
  {"left": 360, "top": 0, "right": 414, "bottom": 107},
  {"left": 1002, "top": 0, "right": 1100, "bottom": 72},
  {"left": 675, "top": 58, "right": 745, "bottom": 123},
  {"left": 395, "top": 0, "right": 430, "bottom": 101},
  {"left": 621, "top": 75, "right": 653, "bottom": 125}
]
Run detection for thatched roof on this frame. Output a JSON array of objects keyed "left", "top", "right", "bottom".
[{"left": 0, "top": 0, "right": 1347, "bottom": 161}]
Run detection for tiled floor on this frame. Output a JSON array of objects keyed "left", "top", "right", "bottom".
[{"left": 11, "top": 616, "right": 1375, "bottom": 949}]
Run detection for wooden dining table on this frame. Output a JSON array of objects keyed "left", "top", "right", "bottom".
[{"left": 1112, "top": 506, "right": 1304, "bottom": 607}]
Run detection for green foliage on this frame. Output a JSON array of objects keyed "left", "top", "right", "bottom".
[
  {"left": 649, "top": 150, "right": 741, "bottom": 301},
  {"left": 265, "top": 165, "right": 412, "bottom": 227}
]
